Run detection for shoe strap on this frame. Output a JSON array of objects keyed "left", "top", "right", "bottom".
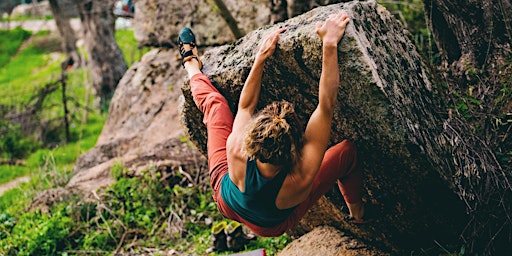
[
  {"left": 181, "top": 49, "right": 194, "bottom": 60},
  {"left": 179, "top": 41, "right": 196, "bottom": 55}
]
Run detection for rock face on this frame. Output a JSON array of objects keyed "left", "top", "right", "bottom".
[
  {"left": 180, "top": 0, "right": 468, "bottom": 253},
  {"left": 278, "top": 225, "right": 389, "bottom": 256},
  {"left": 133, "top": 0, "right": 270, "bottom": 47},
  {"left": 10, "top": 0, "right": 77, "bottom": 18},
  {"left": 11, "top": 2, "right": 52, "bottom": 17}
]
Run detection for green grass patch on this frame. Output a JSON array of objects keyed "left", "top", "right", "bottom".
[
  {"left": 0, "top": 112, "right": 105, "bottom": 185},
  {"left": 0, "top": 27, "right": 31, "bottom": 68},
  {"left": 0, "top": 28, "right": 146, "bottom": 107},
  {"left": 0, "top": 14, "right": 53, "bottom": 22},
  {"left": 0, "top": 164, "right": 292, "bottom": 255},
  {"left": 0, "top": 165, "right": 29, "bottom": 185},
  {"left": 0, "top": 26, "right": 140, "bottom": 186},
  {"left": 0, "top": 42, "right": 63, "bottom": 106},
  {"left": 115, "top": 29, "right": 150, "bottom": 66},
  {"left": 0, "top": 182, "right": 33, "bottom": 216}
]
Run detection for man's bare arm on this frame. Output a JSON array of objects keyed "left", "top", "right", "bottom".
[
  {"left": 232, "top": 28, "right": 287, "bottom": 133},
  {"left": 300, "top": 12, "right": 350, "bottom": 181}
]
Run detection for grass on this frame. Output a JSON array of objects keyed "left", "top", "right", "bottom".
[
  {"left": 0, "top": 29, "right": 145, "bottom": 106},
  {"left": 116, "top": 29, "right": 150, "bottom": 66},
  {"left": 0, "top": 14, "right": 53, "bottom": 22},
  {"left": 0, "top": 165, "right": 28, "bottom": 185},
  {"left": 0, "top": 33, "right": 63, "bottom": 106},
  {"left": 0, "top": 27, "right": 140, "bottom": 183},
  {"left": 0, "top": 27, "right": 31, "bottom": 68}
]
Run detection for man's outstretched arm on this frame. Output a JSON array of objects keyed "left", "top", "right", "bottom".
[
  {"left": 237, "top": 28, "right": 287, "bottom": 114},
  {"left": 300, "top": 12, "right": 351, "bottom": 181},
  {"left": 232, "top": 28, "right": 287, "bottom": 132}
]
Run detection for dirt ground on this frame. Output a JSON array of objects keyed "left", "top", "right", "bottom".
[{"left": 0, "top": 176, "right": 30, "bottom": 196}]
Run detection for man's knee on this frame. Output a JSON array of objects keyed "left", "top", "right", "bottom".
[
  {"left": 206, "top": 93, "right": 228, "bottom": 108},
  {"left": 334, "top": 140, "right": 358, "bottom": 176},
  {"left": 337, "top": 140, "right": 357, "bottom": 157},
  {"left": 195, "top": 91, "right": 228, "bottom": 114}
]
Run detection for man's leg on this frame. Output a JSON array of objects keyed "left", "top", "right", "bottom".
[
  {"left": 184, "top": 58, "right": 233, "bottom": 196},
  {"left": 279, "top": 140, "right": 363, "bottom": 231},
  {"left": 335, "top": 143, "right": 364, "bottom": 220}
]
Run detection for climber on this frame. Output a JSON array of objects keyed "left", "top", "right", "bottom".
[{"left": 179, "top": 11, "right": 366, "bottom": 238}]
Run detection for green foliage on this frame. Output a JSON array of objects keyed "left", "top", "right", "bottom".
[
  {"left": 80, "top": 168, "right": 174, "bottom": 250},
  {"left": 0, "top": 14, "right": 53, "bottom": 22},
  {"left": 0, "top": 41, "right": 60, "bottom": 106},
  {"left": 451, "top": 90, "right": 482, "bottom": 119},
  {"left": 248, "top": 235, "right": 292, "bottom": 256},
  {"left": 115, "top": 29, "right": 150, "bottom": 66},
  {"left": 0, "top": 162, "right": 292, "bottom": 254},
  {"left": 0, "top": 27, "right": 31, "bottom": 68},
  {"left": 378, "top": 0, "right": 440, "bottom": 64},
  {"left": 0, "top": 212, "right": 16, "bottom": 240},
  {"left": 494, "top": 56, "right": 512, "bottom": 109},
  {"left": 0, "top": 205, "right": 75, "bottom": 256},
  {"left": 0, "top": 182, "right": 33, "bottom": 215}
]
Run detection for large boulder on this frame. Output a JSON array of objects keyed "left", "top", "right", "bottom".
[
  {"left": 133, "top": 0, "right": 270, "bottom": 47},
  {"left": 70, "top": 49, "right": 206, "bottom": 192},
  {"left": 278, "top": 225, "right": 388, "bottom": 256},
  {"left": 10, "top": 0, "right": 77, "bottom": 18},
  {"left": 11, "top": 2, "right": 51, "bottom": 17},
  {"left": 180, "top": 0, "right": 473, "bottom": 253}
]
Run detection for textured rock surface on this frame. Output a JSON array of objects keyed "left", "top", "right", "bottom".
[
  {"left": 278, "top": 225, "right": 389, "bottom": 256},
  {"left": 180, "top": 1, "right": 467, "bottom": 252},
  {"left": 133, "top": 0, "right": 270, "bottom": 47},
  {"left": 11, "top": 2, "right": 52, "bottom": 17},
  {"left": 11, "top": 0, "right": 77, "bottom": 18}
]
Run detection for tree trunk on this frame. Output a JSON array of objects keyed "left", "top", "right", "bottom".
[
  {"left": 270, "top": 0, "right": 288, "bottom": 24},
  {"left": 75, "top": 0, "right": 127, "bottom": 111},
  {"left": 286, "top": 0, "right": 311, "bottom": 18},
  {"left": 31, "top": 0, "right": 40, "bottom": 17},
  {"left": 208, "top": 0, "right": 245, "bottom": 39},
  {"left": 424, "top": 0, "right": 512, "bottom": 69},
  {"left": 48, "top": 0, "right": 81, "bottom": 70},
  {"left": 286, "top": 0, "right": 349, "bottom": 18},
  {"left": 424, "top": 0, "right": 512, "bottom": 254}
]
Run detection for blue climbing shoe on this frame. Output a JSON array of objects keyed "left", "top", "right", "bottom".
[{"left": 178, "top": 27, "right": 202, "bottom": 69}]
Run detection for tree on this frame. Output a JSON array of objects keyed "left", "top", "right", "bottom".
[
  {"left": 208, "top": 0, "right": 245, "bottom": 39},
  {"left": 75, "top": 0, "right": 127, "bottom": 111},
  {"left": 31, "top": 0, "right": 41, "bottom": 17},
  {"left": 286, "top": 0, "right": 311, "bottom": 18},
  {"left": 48, "top": 0, "right": 81, "bottom": 70}
]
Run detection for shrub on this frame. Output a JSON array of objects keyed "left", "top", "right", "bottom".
[{"left": 0, "top": 120, "right": 39, "bottom": 160}]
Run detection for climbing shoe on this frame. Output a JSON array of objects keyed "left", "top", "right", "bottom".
[
  {"left": 225, "top": 221, "right": 256, "bottom": 252},
  {"left": 177, "top": 27, "right": 202, "bottom": 69},
  {"left": 207, "top": 221, "right": 228, "bottom": 252}
]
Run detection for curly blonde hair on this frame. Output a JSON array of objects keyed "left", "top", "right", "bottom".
[{"left": 244, "top": 100, "right": 304, "bottom": 167}]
